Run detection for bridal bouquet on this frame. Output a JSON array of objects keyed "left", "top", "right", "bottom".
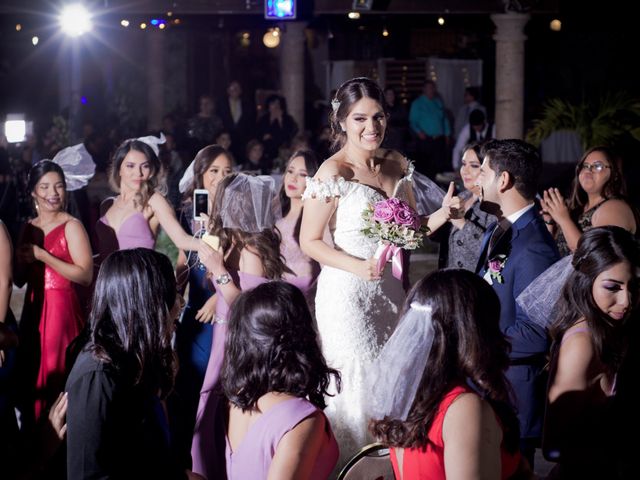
[
  {"left": 362, "top": 198, "right": 429, "bottom": 279},
  {"left": 361, "top": 197, "right": 427, "bottom": 249}
]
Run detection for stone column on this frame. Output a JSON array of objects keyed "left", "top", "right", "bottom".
[
  {"left": 147, "top": 29, "right": 165, "bottom": 131},
  {"left": 279, "top": 22, "right": 306, "bottom": 130},
  {"left": 491, "top": 12, "right": 529, "bottom": 139}
]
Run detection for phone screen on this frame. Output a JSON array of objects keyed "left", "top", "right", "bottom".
[{"left": 194, "top": 192, "right": 209, "bottom": 219}]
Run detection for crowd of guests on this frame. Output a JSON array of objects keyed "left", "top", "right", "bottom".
[{"left": 0, "top": 75, "right": 638, "bottom": 480}]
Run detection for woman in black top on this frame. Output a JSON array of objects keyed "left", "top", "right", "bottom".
[{"left": 65, "top": 248, "right": 185, "bottom": 479}]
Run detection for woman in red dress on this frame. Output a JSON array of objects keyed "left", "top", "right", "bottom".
[
  {"left": 369, "top": 269, "right": 526, "bottom": 479},
  {"left": 14, "top": 160, "right": 93, "bottom": 428}
]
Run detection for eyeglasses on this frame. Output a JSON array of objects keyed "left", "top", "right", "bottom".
[{"left": 579, "top": 162, "right": 610, "bottom": 173}]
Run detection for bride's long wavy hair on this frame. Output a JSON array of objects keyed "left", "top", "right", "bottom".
[{"left": 369, "top": 269, "right": 520, "bottom": 453}]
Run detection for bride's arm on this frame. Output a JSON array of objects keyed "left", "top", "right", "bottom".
[{"left": 300, "top": 164, "right": 380, "bottom": 281}]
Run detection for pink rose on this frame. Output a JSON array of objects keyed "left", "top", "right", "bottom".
[
  {"left": 373, "top": 202, "right": 394, "bottom": 223},
  {"left": 393, "top": 206, "right": 419, "bottom": 227},
  {"left": 386, "top": 198, "right": 403, "bottom": 209},
  {"left": 488, "top": 259, "right": 503, "bottom": 272}
]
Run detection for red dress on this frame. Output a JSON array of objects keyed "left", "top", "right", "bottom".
[
  {"left": 390, "top": 385, "right": 521, "bottom": 480},
  {"left": 20, "top": 222, "right": 84, "bottom": 420}
]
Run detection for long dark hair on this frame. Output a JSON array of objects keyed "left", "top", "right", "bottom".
[
  {"left": 222, "top": 281, "right": 340, "bottom": 410},
  {"left": 208, "top": 173, "right": 286, "bottom": 279},
  {"left": 370, "top": 269, "right": 519, "bottom": 453},
  {"left": 109, "top": 139, "right": 166, "bottom": 207},
  {"left": 550, "top": 226, "right": 640, "bottom": 378},
  {"left": 330, "top": 77, "right": 387, "bottom": 151},
  {"left": 183, "top": 144, "right": 233, "bottom": 202},
  {"left": 88, "top": 248, "right": 177, "bottom": 398},
  {"left": 568, "top": 146, "right": 626, "bottom": 216},
  {"left": 27, "top": 160, "right": 67, "bottom": 214},
  {"left": 279, "top": 149, "right": 320, "bottom": 217}
]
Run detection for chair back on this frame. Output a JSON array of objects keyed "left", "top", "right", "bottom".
[{"left": 337, "top": 443, "right": 395, "bottom": 480}]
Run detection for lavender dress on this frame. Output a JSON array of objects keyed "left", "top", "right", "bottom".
[
  {"left": 276, "top": 216, "right": 321, "bottom": 297},
  {"left": 98, "top": 212, "right": 155, "bottom": 251},
  {"left": 191, "top": 271, "right": 268, "bottom": 478},
  {"left": 225, "top": 397, "right": 338, "bottom": 480}
]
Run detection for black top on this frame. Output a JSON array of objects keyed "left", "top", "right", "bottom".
[{"left": 65, "top": 348, "right": 184, "bottom": 479}]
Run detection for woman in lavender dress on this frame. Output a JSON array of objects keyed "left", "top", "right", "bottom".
[
  {"left": 277, "top": 150, "right": 321, "bottom": 297},
  {"left": 221, "top": 281, "right": 339, "bottom": 479},
  {"left": 190, "top": 173, "right": 288, "bottom": 478}
]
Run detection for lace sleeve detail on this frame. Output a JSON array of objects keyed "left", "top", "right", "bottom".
[
  {"left": 302, "top": 176, "right": 348, "bottom": 201},
  {"left": 404, "top": 159, "right": 415, "bottom": 182}
]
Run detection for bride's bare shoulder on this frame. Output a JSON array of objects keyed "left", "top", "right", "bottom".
[{"left": 315, "top": 154, "right": 349, "bottom": 181}]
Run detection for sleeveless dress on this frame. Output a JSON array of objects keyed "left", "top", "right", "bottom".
[
  {"left": 19, "top": 222, "right": 84, "bottom": 421},
  {"left": 301, "top": 166, "right": 413, "bottom": 464},
  {"left": 276, "top": 215, "right": 321, "bottom": 297},
  {"left": 390, "top": 385, "right": 521, "bottom": 480},
  {"left": 191, "top": 270, "right": 268, "bottom": 479},
  {"left": 555, "top": 200, "right": 606, "bottom": 257},
  {"left": 170, "top": 211, "right": 215, "bottom": 467},
  {"left": 225, "top": 397, "right": 338, "bottom": 479}
]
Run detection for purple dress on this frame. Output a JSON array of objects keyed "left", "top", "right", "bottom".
[
  {"left": 191, "top": 271, "right": 268, "bottom": 478},
  {"left": 98, "top": 212, "right": 155, "bottom": 251},
  {"left": 276, "top": 216, "right": 321, "bottom": 297},
  {"left": 225, "top": 397, "right": 338, "bottom": 480}
]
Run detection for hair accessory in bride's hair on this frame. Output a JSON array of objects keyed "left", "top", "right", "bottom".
[
  {"left": 51, "top": 142, "right": 96, "bottom": 191},
  {"left": 366, "top": 301, "right": 435, "bottom": 421},
  {"left": 134, "top": 133, "right": 166, "bottom": 157},
  {"left": 331, "top": 98, "right": 340, "bottom": 113}
]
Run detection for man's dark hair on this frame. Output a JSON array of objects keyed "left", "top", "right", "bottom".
[
  {"left": 466, "top": 86, "right": 481, "bottom": 101},
  {"left": 469, "top": 109, "right": 486, "bottom": 127},
  {"left": 481, "top": 139, "right": 541, "bottom": 201}
]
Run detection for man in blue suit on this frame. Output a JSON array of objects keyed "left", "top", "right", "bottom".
[{"left": 476, "top": 139, "right": 559, "bottom": 466}]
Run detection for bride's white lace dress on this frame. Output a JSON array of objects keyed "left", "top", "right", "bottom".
[{"left": 302, "top": 166, "right": 414, "bottom": 467}]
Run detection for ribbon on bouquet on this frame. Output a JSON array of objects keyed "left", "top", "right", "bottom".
[{"left": 374, "top": 243, "right": 404, "bottom": 281}]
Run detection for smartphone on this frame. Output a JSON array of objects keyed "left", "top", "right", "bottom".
[{"left": 193, "top": 189, "right": 209, "bottom": 221}]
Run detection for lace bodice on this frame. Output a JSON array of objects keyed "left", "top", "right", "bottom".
[{"left": 302, "top": 163, "right": 415, "bottom": 260}]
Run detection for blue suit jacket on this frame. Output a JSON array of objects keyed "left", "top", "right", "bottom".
[{"left": 477, "top": 206, "right": 559, "bottom": 438}]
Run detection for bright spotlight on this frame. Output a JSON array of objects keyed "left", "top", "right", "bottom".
[
  {"left": 3, "top": 115, "right": 33, "bottom": 143},
  {"left": 120, "top": 19, "right": 130, "bottom": 27},
  {"left": 59, "top": 4, "right": 93, "bottom": 37},
  {"left": 437, "top": 17, "right": 445, "bottom": 26},
  {"left": 32, "top": 36, "right": 39, "bottom": 46}
]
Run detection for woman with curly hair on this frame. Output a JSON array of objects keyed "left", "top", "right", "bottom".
[
  {"left": 369, "top": 269, "right": 524, "bottom": 479},
  {"left": 220, "top": 281, "right": 340, "bottom": 479},
  {"left": 541, "top": 146, "right": 637, "bottom": 257},
  {"left": 191, "top": 172, "right": 288, "bottom": 477}
]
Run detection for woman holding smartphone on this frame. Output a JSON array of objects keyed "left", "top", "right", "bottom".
[{"left": 170, "top": 144, "right": 233, "bottom": 466}]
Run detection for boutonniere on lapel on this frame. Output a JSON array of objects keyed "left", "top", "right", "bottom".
[{"left": 487, "top": 254, "right": 508, "bottom": 284}]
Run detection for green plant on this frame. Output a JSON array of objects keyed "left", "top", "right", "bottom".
[{"left": 526, "top": 92, "right": 640, "bottom": 149}]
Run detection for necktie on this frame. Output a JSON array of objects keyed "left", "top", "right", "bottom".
[{"left": 488, "top": 219, "right": 510, "bottom": 254}]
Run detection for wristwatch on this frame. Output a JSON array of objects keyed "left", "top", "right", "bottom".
[{"left": 214, "top": 272, "right": 232, "bottom": 286}]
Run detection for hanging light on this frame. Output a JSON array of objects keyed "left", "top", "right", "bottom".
[
  {"left": 16, "top": 24, "right": 22, "bottom": 31},
  {"left": 437, "top": 17, "right": 445, "bottom": 26},
  {"left": 59, "top": 4, "right": 93, "bottom": 37},
  {"left": 31, "top": 36, "right": 39, "bottom": 46},
  {"left": 382, "top": 27, "right": 389, "bottom": 37},
  {"left": 348, "top": 12, "right": 360, "bottom": 20},
  {"left": 550, "top": 19, "right": 562, "bottom": 31},
  {"left": 263, "top": 28, "right": 280, "bottom": 48},
  {"left": 120, "top": 19, "right": 130, "bottom": 27}
]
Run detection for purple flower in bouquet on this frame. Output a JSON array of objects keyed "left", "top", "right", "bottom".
[
  {"left": 393, "top": 205, "right": 420, "bottom": 229},
  {"left": 373, "top": 202, "right": 395, "bottom": 223}
]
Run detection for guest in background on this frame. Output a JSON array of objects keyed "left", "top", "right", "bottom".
[
  {"left": 221, "top": 282, "right": 340, "bottom": 479},
  {"left": 188, "top": 94, "right": 224, "bottom": 154},
  {"left": 433, "top": 142, "right": 496, "bottom": 270},
  {"left": 409, "top": 80, "right": 451, "bottom": 177},
  {"left": 369, "top": 269, "right": 524, "bottom": 479},
  {"left": 382, "top": 86, "right": 409, "bottom": 153},
  {"left": 256, "top": 94, "right": 299, "bottom": 163},
  {"left": 541, "top": 146, "right": 637, "bottom": 257},
  {"left": 277, "top": 150, "right": 321, "bottom": 296},
  {"left": 240, "top": 138, "right": 269, "bottom": 174},
  {"left": 545, "top": 226, "right": 639, "bottom": 478},
  {"left": 452, "top": 109, "right": 495, "bottom": 170},
  {"left": 14, "top": 160, "right": 92, "bottom": 429},
  {"left": 454, "top": 86, "right": 487, "bottom": 139},
  {"left": 65, "top": 248, "right": 185, "bottom": 479},
  {"left": 218, "top": 81, "right": 256, "bottom": 161}
]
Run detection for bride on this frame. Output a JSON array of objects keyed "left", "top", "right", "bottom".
[{"left": 300, "top": 77, "right": 459, "bottom": 467}]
